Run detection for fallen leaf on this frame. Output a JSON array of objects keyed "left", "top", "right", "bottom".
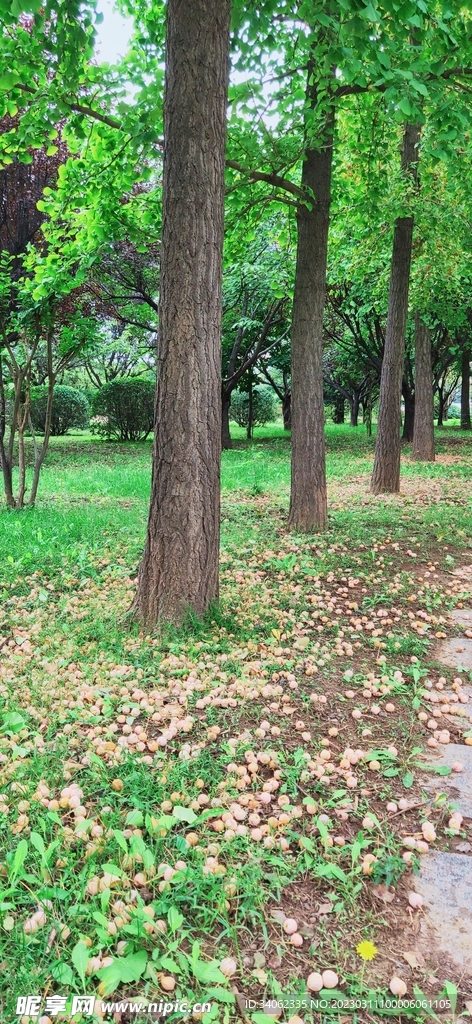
[
  {"left": 253, "top": 952, "right": 266, "bottom": 969},
  {"left": 403, "top": 951, "right": 424, "bottom": 970},
  {"left": 372, "top": 884, "right": 395, "bottom": 903},
  {"left": 252, "top": 968, "right": 268, "bottom": 985}
]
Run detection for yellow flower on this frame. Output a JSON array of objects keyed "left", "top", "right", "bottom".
[{"left": 356, "top": 940, "right": 377, "bottom": 962}]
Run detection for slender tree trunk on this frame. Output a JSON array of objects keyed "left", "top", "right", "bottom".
[
  {"left": 332, "top": 393, "right": 345, "bottom": 424},
  {"left": 412, "top": 314, "right": 434, "bottom": 461},
  {"left": 364, "top": 392, "right": 373, "bottom": 437},
  {"left": 131, "top": 0, "right": 230, "bottom": 626},
  {"left": 282, "top": 389, "right": 291, "bottom": 431},
  {"left": 350, "top": 392, "right": 360, "bottom": 427},
  {"left": 247, "top": 372, "right": 253, "bottom": 440},
  {"left": 437, "top": 387, "right": 445, "bottom": 427},
  {"left": 288, "top": 109, "right": 333, "bottom": 532},
  {"left": 461, "top": 346, "right": 471, "bottom": 430},
  {"left": 371, "top": 122, "right": 420, "bottom": 493},
  {"left": 29, "top": 366, "right": 56, "bottom": 505},
  {"left": 0, "top": 354, "right": 14, "bottom": 506},
  {"left": 221, "top": 393, "right": 232, "bottom": 449},
  {"left": 402, "top": 385, "right": 415, "bottom": 441}
]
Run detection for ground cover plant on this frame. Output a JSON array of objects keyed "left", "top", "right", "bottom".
[{"left": 1, "top": 425, "right": 472, "bottom": 1023}]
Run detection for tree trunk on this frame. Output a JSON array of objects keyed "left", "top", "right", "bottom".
[
  {"left": 402, "top": 385, "right": 415, "bottom": 441},
  {"left": 131, "top": 0, "right": 230, "bottom": 627},
  {"left": 350, "top": 392, "right": 360, "bottom": 427},
  {"left": 221, "top": 393, "right": 232, "bottom": 449},
  {"left": 461, "top": 346, "right": 471, "bottom": 430},
  {"left": 282, "top": 389, "right": 291, "bottom": 431},
  {"left": 0, "top": 354, "right": 14, "bottom": 507},
  {"left": 247, "top": 372, "right": 253, "bottom": 440},
  {"left": 288, "top": 109, "right": 333, "bottom": 532},
  {"left": 371, "top": 122, "right": 420, "bottom": 494},
  {"left": 437, "top": 388, "right": 445, "bottom": 427},
  {"left": 412, "top": 314, "right": 435, "bottom": 461},
  {"left": 332, "top": 393, "right": 345, "bottom": 424}
]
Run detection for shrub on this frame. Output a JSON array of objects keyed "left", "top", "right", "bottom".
[
  {"left": 230, "top": 386, "right": 277, "bottom": 428},
  {"left": 30, "top": 385, "right": 90, "bottom": 436},
  {"left": 91, "top": 378, "right": 155, "bottom": 441}
]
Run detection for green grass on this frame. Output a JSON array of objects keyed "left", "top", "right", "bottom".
[{"left": 0, "top": 422, "right": 471, "bottom": 1022}]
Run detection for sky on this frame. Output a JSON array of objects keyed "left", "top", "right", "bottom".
[{"left": 95, "top": 0, "right": 133, "bottom": 64}]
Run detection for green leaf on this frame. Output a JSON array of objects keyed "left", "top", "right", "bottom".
[
  {"left": 204, "top": 988, "right": 235, "bottom": 1004},
  {"left": 11, "top": 839, "right": 28, "bottom": 878},
  {"left": 398, "top": 96, "right": 413, "bottom": 117},
  {"left": 51, "top": 961, "right": 74, "bottom": 985},
  {"left": 168, "top": 906, "right": 184, "bottom": 932},
  {"left": 113, "top": 829, "right": 128, "bottom": 853},
  {"left": 72, "top": 941, "right": 89, "bottom": 986},
  {"left": 96, "top": 961, "right": 122, "bottom": 996},
  {"left": 29, "top": 832, "right": 45, "bottom": 857},
  {"left": 119, "top": 950, "right": 148, "bottom": 983},
  {"left": 192, "top": 960, "right": 226, "bottom": 984},
  {"left": 402, "top": 772, "right": 414, "bottom": 788},
  {"left": 362, "top": 3, "right": 380, "bottom": 22},
  {"left": 0, "top": 711, "right": 26, "bottom": 735},
  {"left": 125, "top": 809, "right": 144, "bottom": 827},
  {"left": 159, "top": 956, "right": 181, "bottom": 973},
  {"left": 172, "top": 805, "right": 197, "bottom": 824}
]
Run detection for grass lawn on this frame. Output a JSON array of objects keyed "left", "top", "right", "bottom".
[{"left": 1, "top": 422, "right": 472, "bottom": 1022}]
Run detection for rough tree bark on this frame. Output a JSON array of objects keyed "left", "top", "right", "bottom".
[
  {"left": 461, "top": 346, "right": 471, "bottom": 430},
  {"left": 288, "top": 107, "right": 334, "bottom": 532},
  {"left": 412, "top": 314, "right": 435, "bottom": 461},
  {"left": 371, "top": 122, "right": 420, "bottom": 494},
  {"left": 131, "top": 0, "right": 230, "bottom": 626}
]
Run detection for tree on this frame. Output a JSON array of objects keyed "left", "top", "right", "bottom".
[
  {"left": 371, "top": 121, "right": 420, "bottom": 493},
  {"left": 460, "top": 345, "right": 471, "bottom": 431},
  {"left": 221, "top": 237, "right": 291, "bottom": 448},
  {"left": 412, "top": 314, "right": 434, "bottom": 461},
  {"left": 130, "top": 0, "right": 231, "bottom": 626}
]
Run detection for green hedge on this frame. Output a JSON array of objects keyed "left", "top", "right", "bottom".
[
  {"left": 91, "top": 378, "right": 155, "bottom": 441},
  {"left": 30, "top": 385, "right": 90, "bottom": 436}
]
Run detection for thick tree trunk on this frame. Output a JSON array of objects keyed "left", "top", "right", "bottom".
[
  {"left": 402, "top": 385, "right": 415, "bottom": 441},
  {"left": 221, "top": 393, "right": 232, "bottom": 449},
  {"left": 412, "top": 314, "right": 435, "bottom": 461},
  {"left": 282, "top": 389, "right": 291, "bottom": 431},
  {"left": 371, "top": 122, "right": 420, "bottom": 494},
  {"left": 461, "top": 346, "right": 471, "bottom": 430},
  {"left": 288, "top": 111, "right": 333, "bottom": 532},
  {"left": 350, "top": 392, "right": 360, "bottom": 427},
  {"left": 131, "top": 0, "right": 230, "bottom": 626}
]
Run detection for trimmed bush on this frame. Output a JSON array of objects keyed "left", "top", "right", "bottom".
[
  {"left": 30, "top": 385, "right": 90, "bottom": 436},
  {"left": 230, "top": 386, "right": 277, "bottom": 428},
  {"left": 91, "top": 378, "right": 155, "bottom": 441}
]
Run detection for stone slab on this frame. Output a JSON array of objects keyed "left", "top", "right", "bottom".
[
  {"left": 436, "top": 638, "right": 472, "bottom": 672},
  {"left": 424, "top": 743, "right": 472, "bottom": 817},
  {"left": 451, "top": 609, "right": 472, "bottom": 634},
  {"left": 414, "top": 852, "right": 472, "bottom": 975},
  {"left": 452, "top": 565, "right": 472, "bottom": 580}
]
